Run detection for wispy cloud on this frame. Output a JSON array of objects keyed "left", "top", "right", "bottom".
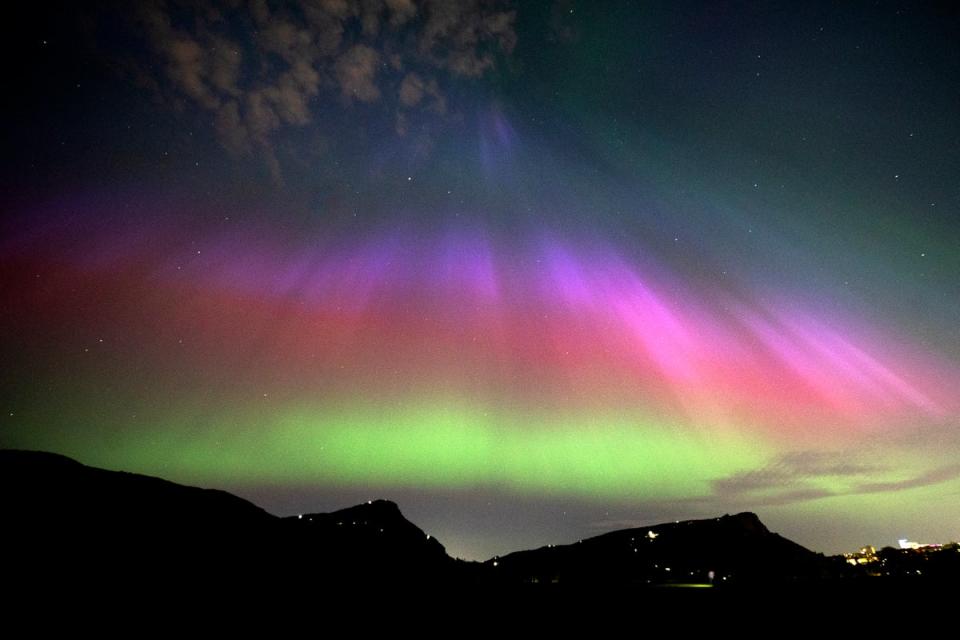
[
  {"left": 706, "top": 450, "right": 960, "bottom": 507},
  {"left": 854, "top": 464, "right": 960, "bottom": 494}
]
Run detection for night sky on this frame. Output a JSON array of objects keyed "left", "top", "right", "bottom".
[{"left": 2, "top": 1, "right": 959, "bottom": 560}]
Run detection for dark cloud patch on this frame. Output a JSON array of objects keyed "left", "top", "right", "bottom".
[
  {"left": 712, "top": 466, "right": 797, "bottom": 496},
  {"left": 116, "top": 0, "right": 517, "bottom": 182},
  {"left": 854, "top": 464, "right": 960, "bottom": 494},
  {"left": 736, "top": 488, "right": 836, "bottom": 507},
  {"left": 775, "top": 450, "right": 884, "bottom": 477},
  {"left": 712, "top": 450, "right": 884, "bottom": 499},
  {"left": 708, "top": 450, "right": 960, "bottom": 508}
]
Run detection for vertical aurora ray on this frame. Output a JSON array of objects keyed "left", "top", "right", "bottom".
[{"left": 2, "top": 206, "right": 957, "bottom": 510}]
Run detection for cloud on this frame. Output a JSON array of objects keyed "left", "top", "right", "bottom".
[
  {"left": 165, "top": 36, "right": 221, "bottom": 109},
  {"left": 774, "top": 450, "right": 883, "bottom": 477},
  {"left": 732, "top": 488, "right": 837, "bottom": 507},
  {"left": 214, "top": 100, "right": 250, "bottom": 153},
  {"left": 712, "top": 450, "right": 884, "bottom": 499},
  {"left": 708, "top": 450, "right": 960, "bottom": 507},
  {"left": 120, "top": 0, "right": 518, "bottom": 182},
  {"left": 417, "top": 1, "right": 517, "bottom": 77},
  {"left": 334, "top": 44, "right": 381, "bottom": 102},
  {"left": 398, "top": 72, "right": 445, "bottom": 111},
  {"left": 712, "top": 466, "right": 798, "bottom": 497},
  {"left": 386, "top": 0, "right": 417, "bottom": 27},
  {"left": 269, "top": 62, "right": 322, "bottom": 124},
  {"left": 398, "top": 72, "right": 426, "bottom": 107},
  {"left": 854, "top": 464, "right": 960, "bottom": 494}
]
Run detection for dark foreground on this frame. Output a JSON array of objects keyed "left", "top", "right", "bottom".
[{"left": 3, "top": 449, "right": 957, "bottom": 604}]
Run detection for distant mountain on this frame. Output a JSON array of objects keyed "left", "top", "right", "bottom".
[
  {"left": 485, "top": 512, "right": 830, "bottom": 587},
  {"left": 0, "top": 449, "right": 836, "bottom": 593},
  {"left": 1, "top": 449, "right": 468, "bottom": 590}
]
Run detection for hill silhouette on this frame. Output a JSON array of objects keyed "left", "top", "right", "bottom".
[
  {"left": 486, "top": 512, "right": 829, "bottom": 586},
  {"left": 2, "top": 449, "right": 466, "bottom": 590},
  {"left": 3, "top": 449, "right": 836, "bottom": 592}
]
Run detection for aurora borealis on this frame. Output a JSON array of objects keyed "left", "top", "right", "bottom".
[{"left": 2, "top": 1, "right": 959, "bottom": 559}]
